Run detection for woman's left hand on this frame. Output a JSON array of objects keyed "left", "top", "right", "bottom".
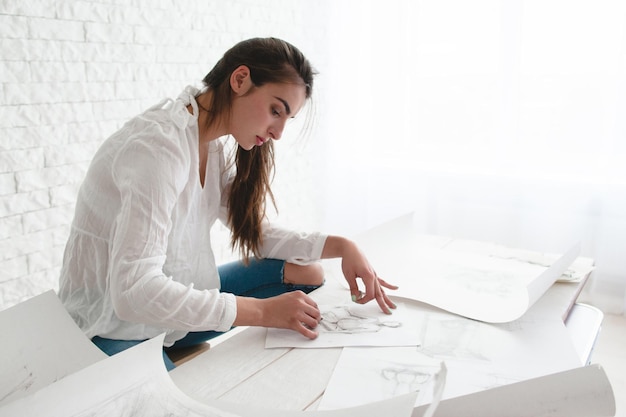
[
  {"left": 320, "top": 235, "right": 397, "bottom": 314},
  {"left": 341, "top": 240, "right": 398, "bottom": 314}
]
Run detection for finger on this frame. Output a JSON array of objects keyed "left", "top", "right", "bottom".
[
  {"left": 300, "top": 311, "right": 320, "bottom": 330},
  {"left": 303, "top": 302, "right": 322, "bottom": 322},
  {"left": 355, "top": 284, "right": 376, "bottom": 305},
  {"left": 351, "top": 289, "right": 365, "bottom": 303},
  {"left": 298, "top": 292, "right": 319, "bottom": 311},
  {"left": 290, "top": 291, "right": 321, "bottom": 318},
  {"left": 356, "top": 279, "right": 393, "bottom": 314},
  {"left": 296, "top": 321, "right": 319, "bottom": 339},
  {"left": 382, "top": 290, "right": 397, "bottom": 310},
  {"left": 354, "top": 269, "right": 378, "bottom": 302},
  {"left": 345, "top": 278, "right": 362, "bottom": 302},
  {"left": 375, "top": 277, "right": 397, "bottom": 309},
  {"left": 349, "top": 282, "right": 367, "bottom": 302},
  {"left": 378, "top": 277, "right": 399, "bottom": 290},
  {"left": 373, "top": 286, "right": 393, "bottom": 315}
]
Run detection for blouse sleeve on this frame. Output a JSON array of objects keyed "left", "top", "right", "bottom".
[
  {"left": 258, "top": 223, "right": 327, "bottom": 265},
  {"left": 108, "top": 127, "right": 235, "bottom": 332}
]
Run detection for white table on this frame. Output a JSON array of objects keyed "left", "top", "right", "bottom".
[{"left": 170, "top": 234, "right": 593, "bottom": 411}]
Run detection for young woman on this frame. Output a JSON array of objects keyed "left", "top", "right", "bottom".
[{"left": 59, "top": 37, "right": 397, "bottom": 370}]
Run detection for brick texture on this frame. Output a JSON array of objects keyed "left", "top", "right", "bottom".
[{"left": 1, "top": 0, "right": 331, "bottom": 310}]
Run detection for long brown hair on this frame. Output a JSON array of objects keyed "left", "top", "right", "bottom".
[{"left": 201, "top": 37, "right": 315, "bottom": 261}]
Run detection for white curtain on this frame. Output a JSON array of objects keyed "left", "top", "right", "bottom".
[{"left": 320, "top": 0, "right": 626, "bottom": 313}]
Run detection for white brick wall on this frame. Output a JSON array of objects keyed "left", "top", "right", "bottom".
[{"left": 0, "top": 0, "right": 331, "bottom": 310}]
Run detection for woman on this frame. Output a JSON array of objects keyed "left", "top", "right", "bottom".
[{"left": 59, "top": 37, "right": 397, "bottom": 370}]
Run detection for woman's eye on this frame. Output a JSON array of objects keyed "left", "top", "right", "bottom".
[{"left": 272, "top": 107, "right": 281, "bottom": 116}]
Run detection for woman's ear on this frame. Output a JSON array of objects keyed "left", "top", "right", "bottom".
[{"left": 230, "top": 65, "right": 253, "bottom": 95}]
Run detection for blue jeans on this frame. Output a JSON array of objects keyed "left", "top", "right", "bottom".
[{"left": 91, "top": 258, "right": 322, "bottom": 371}]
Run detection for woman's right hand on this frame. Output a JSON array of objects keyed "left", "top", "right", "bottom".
[{"left": 235, "top": 291, "right": 321, "bottom": 339}]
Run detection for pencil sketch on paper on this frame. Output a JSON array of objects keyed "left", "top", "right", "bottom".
[
  {"left": 380, "top": 364, "right": 434, "bottom": 397},
  {"left": 264, "top": 302, "right": 421, "bottom": 348},
  {"left": 317, "top": 346, "right": 445, "bottom": 411},
  {"left": 488, "top": 253, "right": 589, "bottom": 282},
  {"left": 417, "top": 314, "right": 489, "bottom": 362},
  {"left": 482, "top": 372, "right": 521, "bottom": 390},
  {"left": 442, "top": 267, "right": 519, "bottom": 298},
  {"left": 320, "top": 305, "right": 402, "bottom": 334},
  {"left": 0, "top": 366, "right": 36, "bottom": 404}
]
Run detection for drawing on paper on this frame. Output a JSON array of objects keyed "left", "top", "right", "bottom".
[
  {"left": 320, "top": 305, "right": 402, "bottom": 334},
  {"left": 443, "top": 267, "right": 519, "bottom": 297},
  {"left": 380, "top": 364, "right": 434, "bottom": 397},
  {"left": 490, "top": 254, "right": 553, "bottom": 268},
  {"left": 317, "top": 346, "right": 445, "bottom": 411},
  {"left": 489, "top": 253, "right": 584, "bottom": 281},
  {"left": 417, "top": 314, "right": 489, "bottom": 361},
  {"left": 483, "top": 372, "right": 521, "bottom": 390},
  {"left": 1, "top": 366, "right": 36, "bottom": 404},
  {"left": 264, "top": 302, "right": 421, "bottom": 348}
]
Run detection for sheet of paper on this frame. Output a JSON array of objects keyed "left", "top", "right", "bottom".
[
  {"left": 318, "top": 347, "right": 443, "bottom": 410},
  {"left": 412, "top": 364, "right": 615, "bottom": 417},
  {"left": 415, "top": 310, "right": 581, "bottom": 401},
  {"left": 0, "top": 290, "right": 106, "bottom": 405},
  {"left": 0, "top": 334, "right": 241, "bottom": 417},
  {"left": 353, "top": 213, "right": 581, "bottom": 323},
  {"left": 443, "top": 238, "right": 594, "bottom": 283},
  {"left": 265, "top": 302, "right": 422, "bottom": 348},
  {"left": 319, "top": 307, "right": 582, "bottom": 410}
]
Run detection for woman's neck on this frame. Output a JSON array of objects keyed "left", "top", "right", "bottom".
[{"left": 194, "top": 91, "right": 228, "bottom": 145}]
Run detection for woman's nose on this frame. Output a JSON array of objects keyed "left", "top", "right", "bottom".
[{"left": 269, "top": 120, "right": 286, "bottom": 140}]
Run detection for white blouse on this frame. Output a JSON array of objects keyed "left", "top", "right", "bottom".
[{"left": 59, "top": 86, "right": 327, "bottom": 346}]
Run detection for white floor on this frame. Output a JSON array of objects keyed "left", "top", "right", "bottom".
[{"left": 591, "top": 313, "right": 626, "bottom": 417}]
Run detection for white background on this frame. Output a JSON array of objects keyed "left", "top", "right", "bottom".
[{"left": 1, "top": 0, "right": 624, "bottom": 314}]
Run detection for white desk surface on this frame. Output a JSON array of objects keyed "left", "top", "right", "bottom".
[{"left": 170, "top": 236, "right": 591, "bottom": 411}]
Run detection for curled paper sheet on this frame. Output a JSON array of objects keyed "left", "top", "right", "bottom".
[
  {"left": 353, "top": 213, "right": 582, "bottom": 323},
  {"left": 0, "top": 290, "right": 106, "bottom": 406},
  {"left": 412, "top": 364, "right": 615, "bottom": 417},
  {"left": 0, "top": 335, "right": 241, "bottom": 417},
  {"left": 419, "top": 362, "right": 446, "bottom": 417}
]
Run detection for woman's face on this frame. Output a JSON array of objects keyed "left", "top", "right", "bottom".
[{"left": 229, "top": 67, "right": 307, "bottom": 151}]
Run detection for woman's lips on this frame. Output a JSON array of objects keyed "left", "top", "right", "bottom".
[{"left": 256, "top": 136, "right": 265, "bottom": 146}]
